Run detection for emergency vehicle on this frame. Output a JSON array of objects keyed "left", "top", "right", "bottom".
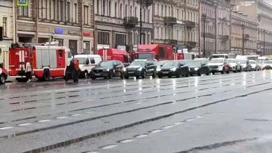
[
  {"left": 97, "top": 48, "right": 131, "bottom": 65},
  {"left": 0, "top": 64, "right": 7, "bottom": 84},
  {"left": 136, "top": 44, "right": 174, "bottom": 61},
  {"left": 9, "top": 43, "right": 68, "bottom": 82}
]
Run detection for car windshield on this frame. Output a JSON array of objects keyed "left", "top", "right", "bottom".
[
  {"left": 249, "top": 61, "right": 256, "bottom": 64},
  {"left": 163, "top": 61, "right": 179, "bottom": 67},
  {"left": 75, "top": 57, "right": 87, "bottom": 64},
  {"left": 98, "top": 61, "right": 114, "bottom": 67},
  {"left": 227, "top": 59, "right": 236, "bottom": 63},
  {"left": 187, "top": 61, "right": 202, "bottom": 67},
  {"left": 209, "top": 59, "right": 224, "bottom": 63},
  {"left": 130, "top": 61, "right": 146, "bottom": 66},
  {"left": 157, "top": 61, "right": 167, "bottom": 66},
  {"left": 239, "top": 60, "right": 247, "bottom": 64},
  {"left": 264, "top": 60, "right": 272, "bottom": 64}
]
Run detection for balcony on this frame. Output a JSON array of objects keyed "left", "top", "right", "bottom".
[
  {"left": 164, "top": 17, "right": 177, "bottom": 25},
  {"left": 164, "top": 39, "right": 178, "bottom": 45},
  {"left": 222, "top": 35, "right": 229, "bottom": 41},
  {"left": 243, "top": 34, "right": 250, "bottom": 40},
  {"left": 186, "top": 41, "right": 197, "bottom": 48},
  {"left": 123, "top": 17, "right": 138, "bottom": 28},
  {"left": 184, "top": 21, "right": 196, "bottom": 29},
  {"left": 202, "top": 32, "right": 215, "bottom": 39},
  {"left": 136, "top": 0, "right": 153, "bottom": 6}
]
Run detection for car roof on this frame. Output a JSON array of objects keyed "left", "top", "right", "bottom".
[{"left": 74, "top": 54, "right": 101, "bottom": 58}]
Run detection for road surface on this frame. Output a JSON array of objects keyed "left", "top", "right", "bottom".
[{"left": 1, "top": 71, "right": 272, "bottom": 153}]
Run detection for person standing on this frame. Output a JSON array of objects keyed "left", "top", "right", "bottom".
[{"left": 25, "top": 62, "right": 32, "bottom": 83}]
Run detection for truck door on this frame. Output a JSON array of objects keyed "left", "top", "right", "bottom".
[{"left": 56, "top": 49, "right": 66, "bottom": 68}]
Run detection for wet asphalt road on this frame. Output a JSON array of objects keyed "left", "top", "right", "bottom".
[{"left": 1, "top": 71, "right": 272, "bottom": 153}]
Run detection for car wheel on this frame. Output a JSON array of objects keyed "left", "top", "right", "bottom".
[
  {"left": 108, "top": 72, "right": 113, "bottom": 79},
  {"left": 125, "top": 75, "right": 129, "bottom": 79},
  {"left": 0, "top": 74, "right": 6, "bottom": 84},
  {"left": 198, "top": 72, "right": 201, "bottom": 76},
  {"left": 152, "top": 71, "right": 156, "bottom": 78},
  {"left": 84, "top": 71, "right": 89, "bottom": 78},
  {"left": 141, "top": 71, "right": 146, "bottom": 79},
  {"left": 158, "top": 74, "right": 162, "bottom": 78},
  {"left": 136, "top": 75, "right": 140, "bottom": 79},
  {"left": 212, "top": 72, "right": 215, "bottom": 75},
  {"left": 43, "top": 69, "right": 50, "bottom": 81}
]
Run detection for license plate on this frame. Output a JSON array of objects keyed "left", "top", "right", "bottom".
[
  {"left": 162, "top": 72, "right": 168, "bottom": 74},
  {"left": 128, "top": 72, "right": 134, "bottom": 74},
  {"left": 95, "top": 73, "right": 101, "bottom": 76}
]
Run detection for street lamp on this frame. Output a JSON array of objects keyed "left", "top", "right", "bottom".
[
  {"left": 261, "top": 29, "right": 266, "bottom": 56},
  {"left": 202, "top": 14, "right": 207, "bottom": 57},
  {"left": 241, "top": 23, "right": 245, "bottom": 55}
]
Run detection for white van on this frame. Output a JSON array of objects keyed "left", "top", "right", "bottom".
[{"left": 74, "top": 54, "right": 102, "bottom": 78}]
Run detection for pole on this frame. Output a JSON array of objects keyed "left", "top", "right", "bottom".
[
  {"left": 198, "top": 0, "right": 201, "bottom": 56},
  {"left": 203, "top": 15, "right": 206, "bottom": 57},
  {"left": 13, "top": 0, "right": 17, "bottom": 43},
  {"left": 242, "top": 24, "right": 244, "bottom": 55},
  {"left": 263, "top": 31, "right": 266, "bottom": 56},
  {"left": 229, "top": 8, "right": 232, "bottom": 53},
  {"left": 215, "top": 4, "right": 217, "bottom": 53},
  {"left": 35, "top": 0, "right": 39, "bottom": 43},
  {"left": 139, "top": 0, "right": 143, "bottom": 44}
]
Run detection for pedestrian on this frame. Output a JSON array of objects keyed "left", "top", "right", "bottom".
[{"left": 25, "top": 62, "right": 32, "bottom": 83}]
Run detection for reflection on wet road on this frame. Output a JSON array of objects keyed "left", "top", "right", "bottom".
[{"left": 1, "top": 71, "right": 272, "bottom": 153}]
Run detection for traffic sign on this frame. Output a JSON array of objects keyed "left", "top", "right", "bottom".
[{"left": 17, "top": 0, "right": 29, "bottom": 7}]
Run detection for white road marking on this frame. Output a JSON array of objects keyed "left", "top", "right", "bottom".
[
  {"left": 71, "top": 114, "right": 82, "bottom": 117},
  {"left": 120, "top": 139, "right": 134, "bottom": 143},
  {"left": 0, "top": 126, "right": 14, "bottom": 130},
  {"left": 18, "top": 123, "right": 32, "bottom": 127},
  {"left": 86, "top": 152, "right": 99, "bottom": 153},
  {"left": 136, "top": 134, "right": 148, "bottom": 138},
  {"left": 38, "top": 120, "right": 51, "bottom": 123},
  {"left": 163, "top": 125, "right": 174, "bottom": 129},
  {"left": 196, "top": 115, "right": 203, "bottom": 119},
  {"left": 56, "top": 116, "right": 68, "bottom": 119},
  {"left": 101, "top": 144, "right": 118, "bottom": 150},
  {"left": 151, "top": 129, "right": 162, "bottom": 133},
  {"left": 175, "top": 122, "right": 184, "bottom": 125},
  {"left": 185, "top": 118, "right": 195, "bottom": 122}
]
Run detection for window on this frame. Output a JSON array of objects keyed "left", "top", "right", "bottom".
[
  {"left": 98, "top": 31, "right": 110, "bottom": 44},
  {"left": 52, "top": 0, "right": 56, "bottom": 20},
  {"left": 60, "top": 0, "right": 64, "bottom": 21},
  {"left": 102, "top": 0, "right": 106, "bottom": 15},
  {"left": 83, "top": 41, "right": 91, "bottom": 53},
  {"left": 120, "top": 4, "right": 123, "bottom": 18},
  {"left": 96, "top": 0, "right": 99, "bottom": 14},
  {"left": 69, "top": 40, "right": 78, "bottom": 55},
  {"left": 109, "top": 1, "right": 111, "bottom": 16},
  {"left": 84, "top": 5, "right": 89, "bottom": 25},
  {"left": 19, "top": 6, "right": 29, "bottom": 17},
  {"left": 2, "top": 17, "right": 7, "bottom": 37},
  {"left": 115, "top": 2, "right": 117, "bottom": 17},
  {"left": 116, "top": 34, "right": 126, "bottom": 45},
  {"left": 67, "top": 2, "right": 70, "bottom": 21},
  {"left": 74, "top": 3, "right": 77, "bottom": 23}
]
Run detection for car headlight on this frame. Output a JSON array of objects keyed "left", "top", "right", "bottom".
[
  {"left": 194, "top": 68, "right": 199, "bottom": 71},
  {"left": 171, "top": 68, "right": 177, "bottom": 71},
  {"left": 107, "top": 69, "right": 110, "bottom": 71},
  {"left": 0, "top": 69, "right": 2, "bottom": 74},
  {"left": 122, "top": 68, "right": 126, "bottom": 71},
  {"left": 137, "top": 67, "right": 142, "bottom": 71},
  {"left": 156, "top": 68, "right": 161, "bottom": 71}
]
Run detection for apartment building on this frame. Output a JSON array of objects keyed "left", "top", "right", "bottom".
[
  {"left": 16, "top": 0, "right": 95, "bottom": 54},
  {"left": 231, "top": 10, "right": 258, "bottom": 55},
  {"left": 94, "top": 0, "right": 153, "bottom": 52},
  {"left": 0, "top": 0, "right": 13, "bottom": 47},
  {"left": 153, "top": 0, "right": 199, "bottom": 53}
]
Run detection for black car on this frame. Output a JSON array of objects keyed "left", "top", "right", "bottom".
[
  {"left": 157, "top": 61, "right": 190, "bottom": 78},
  {"left": 124, "top": 59, "right": 156, "bottom": 79},
  {"left": 187, "top": 60, "right": 210, "bottom": 76},
  {"left": 91, "top": 60, "right": 125, "bottom": 79}
]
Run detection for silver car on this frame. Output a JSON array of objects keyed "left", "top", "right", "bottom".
[{"left": 249, "top": 60, "right": 261, "bottom": 71}]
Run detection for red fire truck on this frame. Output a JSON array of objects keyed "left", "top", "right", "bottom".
[
  {"left": 9, "top": 43, "right": 68, "bottom": 82},
  {"left": 136, "top": 44, "right": 174, "bottom": 61},
  {"left": 97, "top": 48, "right": 131, "bottom": 63}
]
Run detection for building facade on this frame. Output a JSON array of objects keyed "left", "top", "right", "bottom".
[
  {"left": 0, "top": 0, "right": 13, "bottom": 47},
  {"left": 153, "top": 0, "right": 199, "bottom": 53},
  {"left": 230, "top": 10, "right": 258, "bottom": 55},
  {"left": 94, "top": 0, "right": 153, "bottom": 52},
  {"left": 201, "top": 0, "right": 217, "bottom": 56},
  {"left": 216, "top": 0, "right": 231, "bottom": 54},
  {"left": 16, "top": 0, "right": 95, "bottom": 55}
]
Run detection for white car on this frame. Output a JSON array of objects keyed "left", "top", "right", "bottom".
[
  {"left": 261, "top": 60, "right": 272, "bottom": 70},
  {"left": 74, "top": 54, "right": 102, "bottom": 78},
  {"left": 249, "top": 60, "right": 261, "bottom": 71},
  {"left": 227, "top": 59, "right": 242, "bottom": 72},
  {"left": 207, "top": 58, "right": 231, "bottom": 74}
]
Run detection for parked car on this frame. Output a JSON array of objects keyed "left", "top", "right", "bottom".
[
  {"left": 261, "top": 60, "right": 272, "bottom": 70},
  {"left": 124, "top": 59, "right": 156, "bottom": 79},
  {"left": 207, "top": 58, "right": 230, "bottom": 74},
  {"left": 238, "top": 59, "right": 251, "bottom": 71},
  {"left": 0, "top": 63, "right": 8, "bottom": 84},
  {"left": 187, "top": 60, "right": 210, "bottom": 76},
  {"left": 227, "top": 58, "right": 242, "bottom": 72},
  {"left": 74, "top": 54, "right": 102, "bottom": 78},
  {"left": 157, "top": 61, "right": 190, "bottom": 78},
  {"left": 249, "top": 60, "right": 261, "bottom": 71},
  {"left": 90, "top": 60, "right": 125, "bottom": 79},
  {"left": 156, "top": 60, "right": 168, "bottom": 72}
]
